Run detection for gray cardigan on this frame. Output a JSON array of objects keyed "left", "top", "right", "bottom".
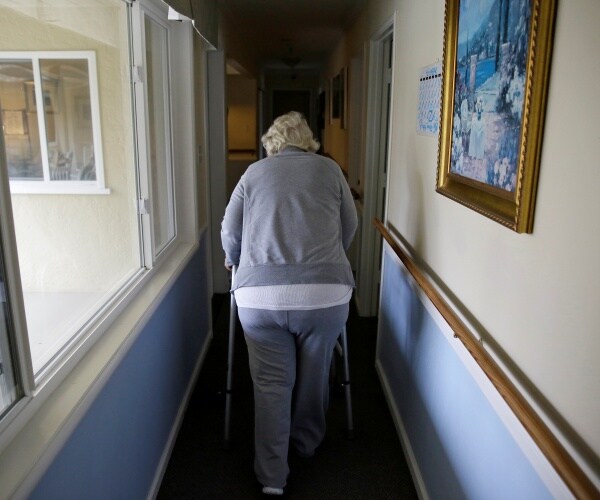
[{"left": 221, "top": 147, "right": 357, "bottom": 290}]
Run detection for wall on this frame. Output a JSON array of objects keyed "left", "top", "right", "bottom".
[
  {"left": 27, "top": 236, "right": 211, "bottom": 499},
  {"left": 340, "top": 0, "right": 600, "bottom": 488},
  {"left": 378, "top": 246, "right": 571, "bottom": 498},
  {"left": 227, "top": 75, "right": 257, "bottom": 153}
]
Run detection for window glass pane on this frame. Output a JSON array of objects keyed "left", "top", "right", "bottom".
[
  {"left": 0, "top": 60, "right": 43, "bottom": 180},
  {"left": 145, "top": 16, "right": 175, "bottom": 255},
  {"left": 0, "top": 231, "right": 20, "bottom": 418},
  {"left": 40, "top": 59, "right": 95, "bottom": 182},
  {"left": 0, "top": 110, "right": 20, "bottom": 416},
  {"left": 0, "top": 1, "right": 142, "bottom": 379}
]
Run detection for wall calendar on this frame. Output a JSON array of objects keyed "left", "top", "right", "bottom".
[{"left": 417, "top": 62, "right": 442, "bottom": 136}]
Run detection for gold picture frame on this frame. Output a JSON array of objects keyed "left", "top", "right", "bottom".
[{"left": 436, "top": 0, "right": 557, "bottom": 233}]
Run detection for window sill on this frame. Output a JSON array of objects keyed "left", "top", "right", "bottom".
[
  {"left": 0, "top": 239, "right": 199, "bottom": 499},
  {"left": 9, "top": 182, "right": 111, "bottom": 195}
]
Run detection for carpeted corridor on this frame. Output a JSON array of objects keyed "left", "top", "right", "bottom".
[{"left": 157, "top": 295, "right": 418, "bottom": 499}]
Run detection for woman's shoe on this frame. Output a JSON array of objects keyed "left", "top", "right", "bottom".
[{"left": 262, "top": 486, "right": 284, "bottom": 495}]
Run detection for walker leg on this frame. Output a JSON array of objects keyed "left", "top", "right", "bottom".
[
  {"left": 223, "top": 287, "right": 237, "bottom": 449},
  {"left": 339, "top": 326, "right": 354, "bottom": 439}
]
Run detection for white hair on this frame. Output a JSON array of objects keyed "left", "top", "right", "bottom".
[{"left": 261, "top": 111, "right": 320, "bottom": 156}]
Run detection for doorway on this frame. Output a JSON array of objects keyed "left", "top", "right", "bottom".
[{"left": 272, "top": 90, "right": 311, "bottom": 124}]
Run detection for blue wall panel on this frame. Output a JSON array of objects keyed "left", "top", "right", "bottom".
[
  {"left": 378, "top": 249, "right": 553, "bottom": 499},
  {"left": 30, "top": 238, "right": 210, "bottom": 500}
]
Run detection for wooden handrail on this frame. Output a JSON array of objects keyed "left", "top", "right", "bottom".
[{"left": 373, "top": 218, "right": 598, "bottom": 500}]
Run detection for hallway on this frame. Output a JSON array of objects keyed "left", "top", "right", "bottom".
[
  {"left": 157, "top": 296, "right": 418, "bottom": 498},
  {"left": 0, "top": 1, "right": 598, "bottom": 498}
]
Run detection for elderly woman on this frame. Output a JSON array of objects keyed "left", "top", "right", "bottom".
[{"left": 221, "top": 111, "right": 357, "bottom": 496}]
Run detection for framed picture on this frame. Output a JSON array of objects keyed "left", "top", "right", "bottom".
[
  {"left": 340, "top": 67, "right": 347, "bottom": 129},
  {"left": 330, "top": 73, "right": 341, "bottom": 121},
  {"left": 25, "top": 82, "right": 57, "bottom": 114},
  {"left": 436, "top": 0, "right": 557, "bottom": 233},
  {"left": 330, "top": 68, "right": 347, "bottom": 127}
]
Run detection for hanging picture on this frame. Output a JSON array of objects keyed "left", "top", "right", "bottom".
[
  {"left": 330, "top": 68, "right": 347, "bottom": 128},
  {"left": 436, "top": 0, "right": 557, "bottom": 232}
]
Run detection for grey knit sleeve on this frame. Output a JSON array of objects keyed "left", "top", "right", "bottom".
[
  {"left": 221, "top": 177, "right": 245, "bottom": 267},
  {"left": 339, "top": 174, "right": 358, "bottom": 251}
]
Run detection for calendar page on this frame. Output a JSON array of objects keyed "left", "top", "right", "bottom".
[{"left": 417, "top": 62, "right": 442, "bottom": 136}]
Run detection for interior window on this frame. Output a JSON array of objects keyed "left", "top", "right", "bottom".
[
  {"left": 145, "top": 16, "right": 175, "bottom": 256},
  {"left": 131, "top": 0, "right": 178, "bottom": 266},
  {"left": 0, "top": 53, "right": 106, "bottom": 194},
  {"left": 0, "top": 1, "right": 141, "bottom": 381}
]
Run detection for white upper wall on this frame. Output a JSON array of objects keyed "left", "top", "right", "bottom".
[{"left": 339, "top": 0, "right": 600, "bottom": 478}]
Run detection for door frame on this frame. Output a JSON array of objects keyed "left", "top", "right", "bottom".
[{"left": 354, "top": 16, "right": 395, "bottom": 317}]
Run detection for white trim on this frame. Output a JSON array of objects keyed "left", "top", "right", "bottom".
[
  {"left": 146, "top": 328, "right": 213, "bottom": 500},
  {"left": 0, "top": 51, "right": 98, "bottom": 60},
  {"left": 9, "top": 184, "right": 110, "bottom": 195}
]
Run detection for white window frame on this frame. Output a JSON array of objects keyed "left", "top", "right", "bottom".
[
  {"left": 131, "top": 0, "right": 178, "bottom": 268},
  {"left": 1, "top": 51, "right": 109, "bottom": 195}
]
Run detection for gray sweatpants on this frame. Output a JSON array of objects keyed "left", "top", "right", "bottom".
[{"left": 238, "top": 304, "right": 349, "bottom": 489}]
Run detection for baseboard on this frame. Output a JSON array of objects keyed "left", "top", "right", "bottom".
[
  {"left": 375, "top": 359, "right": 429, "bottom": 500},
  {"left": 146, "top": 329, "right": 213, "bottom": 500}
]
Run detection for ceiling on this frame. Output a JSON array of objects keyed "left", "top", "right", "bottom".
[{"left": 218, "top": 0, "right": 367, "bottom": 74}]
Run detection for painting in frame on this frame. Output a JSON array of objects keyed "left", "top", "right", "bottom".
[
  {"left": 330, "top": 68, "right": 347, "bottom": 128},
  {"left": 330, "top": 72, "right": 341, "bottom": 122},
  {"left": 25, "top": 82, "right": 57, "bottom": 114},
  {"left": 436, "top": 0, "right": 557, "bottom": 233}
]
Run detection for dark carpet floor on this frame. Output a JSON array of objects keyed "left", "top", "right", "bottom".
[{"left": 157, "top": 295, "right": 418, "bottom": 499}]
